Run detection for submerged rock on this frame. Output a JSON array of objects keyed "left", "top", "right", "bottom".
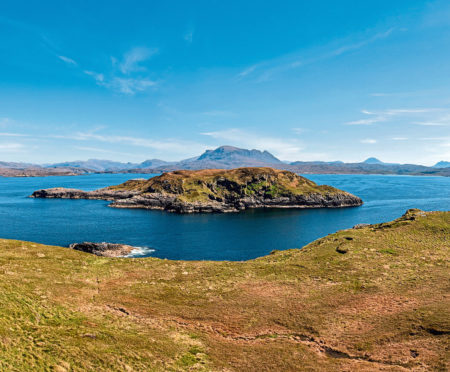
[
  {"left": 31, "top": 167, "right": 363, "bottom": 214},
  {"left": 69, "top": 242, "right": 135, "bottom": 257}
]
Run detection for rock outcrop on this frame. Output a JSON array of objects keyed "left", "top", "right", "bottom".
[
  {"left": 31, "top": 167, "right": 363, "bottom": 213},
  {"left": 69, "top": 242, "right": 135, "bottom": 257}
]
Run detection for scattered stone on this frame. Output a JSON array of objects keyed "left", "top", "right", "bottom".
[
  {"left": 336, "top": 246, "right": 349, "bottom": 254},
  {"left": 81, "top": 333, "right": 97, "bottom": 339},
  {"left": 353, "top": 223, "right": 370, "bottom": 229}
]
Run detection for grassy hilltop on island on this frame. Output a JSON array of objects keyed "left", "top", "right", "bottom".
[
  {"left": 0, "top": 209, "right": 449, "bottom": 371},
  {"left": 107, "top": 167, "right": 355, "bottom": 201}
]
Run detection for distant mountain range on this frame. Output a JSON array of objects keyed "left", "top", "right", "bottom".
[
  {"left": 47, "top": 158, "right": 172, "bottom": 172},
  {"left": 0, "top": 145, "right": 449, "bottom": 177}
]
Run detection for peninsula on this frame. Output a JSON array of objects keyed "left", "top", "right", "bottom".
[{"left": 31, "top": 167, "right": 363, "bottom": 213}]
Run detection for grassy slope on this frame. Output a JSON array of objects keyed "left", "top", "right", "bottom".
[
  {"left": 0, "top": 209, "right": 448, "bottom": 371},
  {"left": 107, "top": 168, "right": 347, "bottom": 203}
]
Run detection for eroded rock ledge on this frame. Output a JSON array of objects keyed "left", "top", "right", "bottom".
[
  {"left": 69, "top": 242, "right": 135, "bottom": 257},
  {"left": 31, "top": 167, "right": 363, "bottom": 213}
]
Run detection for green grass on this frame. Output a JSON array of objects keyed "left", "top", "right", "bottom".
[
  {"left": 0, "top": 209, "right": 448, "bottom": 371},
  {"left": 107, "top": 167, "right": 355, "bottom": 203}
]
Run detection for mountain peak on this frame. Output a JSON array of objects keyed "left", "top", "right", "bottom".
[
  {"left": 197, "top": 146, "right": 282, "bottom": 165},
  {"left": 433, "top": 161, "right": 450, "bottom": 168},
  {"left": 362, "top": 157, "right": 384, "bottom": 165}
]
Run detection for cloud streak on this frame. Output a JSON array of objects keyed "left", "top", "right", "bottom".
[
  {"left": 119, "top": 47, "right": 158, "bottom": 74},
  {"left": 345, "top": 108, "right": 446, "bottom": 126},
  {"left": 360, "top": 139, "right": 377, "bottom": 144},
  {"left": 236, "top": 28, "right": 394, "bottom": 82},
  {"left": 58, "top": 46, "right": 158, "bottom": 95},
  {"left": 58, "top": 55, "right": 77, "bottom": 65},
  {"left": 0, "top": 143, "right": 25, "bottom": 151}
]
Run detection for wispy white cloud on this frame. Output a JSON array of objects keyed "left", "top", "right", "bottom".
[
  {"left": 391, "top": 137, "right": 408, "bottom": 141},
  {"left": 292, "top": 127, "right": 306, "bottom": 135},
  {"left": 0, "top": 132, "right": 28, "bottom": 137},
  {"left": 119, "top": 47, "right": 158, "bottom": 74},
  {"left": 237, "top": 28, "right": 394, "bottom": 82},
  {"left": 237, "top": 65, "right": 258, "bottom": 79},
  {"left": 0, "top": 143, "right": 25, "bottom": 151},
  {"left": 105, "top": 77, "right": 157, "bottom": 95},
  {"left": 83, "top": 70, "right": 104, "bottom": 82},
  {"left": 73, "top": 146, "right": 138, "bottom": 157},
  {"left": 346, "top": 117, "right": 386, "bottom": 125},
  {"left": 329, "top": 28, "right": 393, "bottom": 57},
  {"left": 57, "top": 131, "right": 209, "bottom": 159},
  {"left": 58, "top": 46, "right": 159, "bottom": 95},
  {"left": 58, "top": 55, "right": 77, "bottom": 65},
  {"left": 0, "top": 127, "right": 209, "bottom": 160},
  {"left": 370, "top": 91, "right": 432, "bottom": 97},
  {"left": 414, "top": 114, "right": 450, "bottom": 126},
  {"left": 414, "top": 121, "right": 448, "bottom": 126},
  {"left": 419, "top": 136, "right": 450, "bottom": 141},
  {"left": 385, "top": 108, "right": 436, "bottom": 114},
  {"left": 346, "top": 107, "right": 445, "bottom": 125},
  {"left": 360, "top": 138, "right": 377, "bottom": 144}
]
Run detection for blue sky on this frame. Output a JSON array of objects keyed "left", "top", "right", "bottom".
[{"left": 0, "top": 0, "right": 449, "bottom": 165}]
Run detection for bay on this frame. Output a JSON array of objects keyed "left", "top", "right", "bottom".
[{"left": 0, "top": 173, "right": 448, "bottom": 260}]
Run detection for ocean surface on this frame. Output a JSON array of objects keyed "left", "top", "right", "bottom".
[{"left": 0, "top": 173, "right": 449, "bottom": 260}]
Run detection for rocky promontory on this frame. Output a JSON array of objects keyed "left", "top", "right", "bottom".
[
  {"left": 31, "top": 167, "right": 363, "bottom": 213},
  {"left": 69, "top": 242, "right": 135, "bottom": 257}
]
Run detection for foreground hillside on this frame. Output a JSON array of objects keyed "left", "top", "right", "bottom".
[
  {"left": 32, "top": 167, "right": 362, "bottom": 213},
  {"left": 0, "top": 209, "right": 448, "bottom": 371}
]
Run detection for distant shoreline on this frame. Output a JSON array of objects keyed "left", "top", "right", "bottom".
[{"left": 1, "top": 168, "right": 449, "bottom": 178}]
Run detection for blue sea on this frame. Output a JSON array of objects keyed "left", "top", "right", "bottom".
[{"left": 0, "top": 173, "right": 448, "bottom": 260}]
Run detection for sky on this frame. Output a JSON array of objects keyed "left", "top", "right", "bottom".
[{"left": 0, "top": 0, "right": 450, "bottom": 165}]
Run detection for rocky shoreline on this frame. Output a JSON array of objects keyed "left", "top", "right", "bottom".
[
  {"left": 69, "top": 242, "right": 136, "bottom": 257},
  {"left": 31, "top": 168, "right": 363, "bottom": 213}
]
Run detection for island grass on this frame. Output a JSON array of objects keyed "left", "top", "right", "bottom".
[
  {"left": 107, "top": 167, "right": 353, "bottom": 203},
  {"left": 0, "top": 209, "right": 448, "bottom": 371}
]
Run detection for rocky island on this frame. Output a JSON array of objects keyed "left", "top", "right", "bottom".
[{"left": 31, "top": 167, "right": 363, "bottom": 213}]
